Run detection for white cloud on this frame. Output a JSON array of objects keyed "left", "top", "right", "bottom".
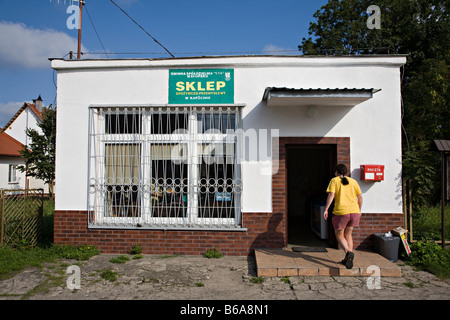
[
  {"left": 0, "top": 21, "right": 87, "bottom": 69},
  {"left": 262, "top": 44, "right": 297, "bottom": 55}
]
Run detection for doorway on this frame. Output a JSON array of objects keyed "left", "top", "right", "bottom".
[{"left": 287, "top": 145, "right": 336, "bottom": 247}]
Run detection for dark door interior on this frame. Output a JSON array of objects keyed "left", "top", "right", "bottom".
[{"left": 287, "top": 145, "right": 337, "bottom": 247}]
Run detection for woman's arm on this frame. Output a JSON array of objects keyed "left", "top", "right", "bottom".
[
  {"left": 324, "top": 192, "right": 335, "bottom": 220},
  {"left": 357, "top": 193, "right": 363, "bottom": 212}
]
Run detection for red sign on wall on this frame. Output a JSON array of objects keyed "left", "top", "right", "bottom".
[{"left": 360, "top": 164, "right": 384, "bottom": 181}]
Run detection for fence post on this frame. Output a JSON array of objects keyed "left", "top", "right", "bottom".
[
  {"left": 408, "top": 179, "right": 413, "bottom": 242},
  {"left": 1, "top": 190, "right": 4, "bottom": 246},
  {"left": 39, "top": 189, "right": 44, "bottom": 244}
]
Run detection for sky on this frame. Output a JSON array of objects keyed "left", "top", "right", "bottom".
[{"left": 0, "top": 0, "right": 329, "bottom": 127}]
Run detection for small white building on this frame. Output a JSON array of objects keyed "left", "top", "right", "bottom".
[
  {"left": 0, "top": 98, "right": 46, "bottom": 191},
  {"left": 51, "top": 55, "right": 406, "bottom": 255}
]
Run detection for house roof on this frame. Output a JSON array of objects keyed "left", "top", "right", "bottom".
[
  {"left": 0, "top": 132, "right": 24, "bottom": 157},
  {"left": 0, "top": 102, "right": 42, "bottom": 133}
]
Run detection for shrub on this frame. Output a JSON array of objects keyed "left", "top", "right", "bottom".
[{"left": 404, "top": 240, "right": 450, "bottom": 279}]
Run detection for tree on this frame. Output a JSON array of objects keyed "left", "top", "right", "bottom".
[
  {"left": 18, "top": 107, "right": 56, "bottom": 197},
  {"left": 299, "top": 0, "right": 449, "bottom": 208}
]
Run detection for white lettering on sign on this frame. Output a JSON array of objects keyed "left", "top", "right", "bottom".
[
  {"left": 366, "top": 167, "right": 382, "bottom": 172},
  {"left": 176, "top": 81, "right": 226, "bottom": 91}
]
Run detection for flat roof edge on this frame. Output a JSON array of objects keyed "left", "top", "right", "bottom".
[{"left": 50, "top": 55, "right": 407, "bottom": 70}]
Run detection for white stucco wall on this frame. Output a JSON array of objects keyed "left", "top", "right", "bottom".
[
  {"left": 4, "top": 107, "right": 42, "bottom": 146},
  {"left": 0, "top": 158, "right": 47, "bottom": 191},
  {"left": 0, "top": 157, "right": 25, "bottom": 189},
  {"left": 52, "top": 56, "right": 406, "bottom": 214}
]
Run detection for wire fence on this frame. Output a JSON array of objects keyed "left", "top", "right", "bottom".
[{"left": 0, "top": 189, "right": 44, "bottom": 248}]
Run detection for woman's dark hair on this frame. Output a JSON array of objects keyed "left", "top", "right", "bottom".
[{"left": 335, "top": 164, "right": 349, "bottom": 185}]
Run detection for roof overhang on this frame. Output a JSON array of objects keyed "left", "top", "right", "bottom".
[
  {"left": 262, "top": 87, "right": 380, "bottom": 107},
  {"left": 433, "top": 140, "right": 450, "bottom": 153}
]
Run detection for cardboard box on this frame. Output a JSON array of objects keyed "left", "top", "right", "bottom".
[{"left": 392, "top": 227, "right": 411, "bottom": 256}]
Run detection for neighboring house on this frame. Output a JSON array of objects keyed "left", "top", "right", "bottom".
[
  {"left": 0, "top": 97, "right": 46, "bottom": 191},
  {"left": 0, "top": 132, "right": 25, "bottom": 189},
  {"left": 51, "top": 55, "right": 407, "bottom": 256}
]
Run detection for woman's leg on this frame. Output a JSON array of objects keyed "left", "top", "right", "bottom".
[
  {"left": 344, "top": 226, "right": 354, "bottom": 253},
  {"left": 334, "top": 229, "right": 350, "bottom": 254}
]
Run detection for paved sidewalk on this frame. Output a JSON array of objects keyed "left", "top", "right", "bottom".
[{"left": 0, "top": 253, "right": 448, "bottom": 300}]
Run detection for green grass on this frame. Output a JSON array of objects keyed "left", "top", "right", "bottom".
[
  {"left": 250, "top": 276, "right": 264, "bottom": 284},
  {"left": 129, "top": 243, "right": 142, "bottom": 255},
  {"left": 41, "top": 199, "right": 55, "bottom": 246},
  {"left": 109, "top": 255, "right": 130, "bottom": 264},
  {"left": 0, "top": 199, "right": 101, "bottom": 280},
  {"left": 0, "top": 244, "right": 100, "bottom": 280},
  {"left": 203, "top": 247, "right": 224, "bottom": 259},
  {"left": 100, "top": 270, "right": 118, "bottom": 282},
  {"left": 413, "top": 205, "right": 450, "bottom": 241}
]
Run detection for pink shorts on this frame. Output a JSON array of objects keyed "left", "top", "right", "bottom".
[{"left": 332, "top": 213, "right": 361, "bottom": 230}]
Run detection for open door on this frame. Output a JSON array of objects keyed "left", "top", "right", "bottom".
[{"left": 287, "top": 145, "right": 338, "bottom": 248}]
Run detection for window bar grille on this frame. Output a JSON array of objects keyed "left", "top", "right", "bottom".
[{"left": 88, "top": 106, "right": 242, "bottom": 230}]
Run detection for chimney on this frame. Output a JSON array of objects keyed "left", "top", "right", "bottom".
[{"left": 33, "top": 95, "right": 43, "bottom": 112}]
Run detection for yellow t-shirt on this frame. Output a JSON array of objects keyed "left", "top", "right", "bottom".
[{"left": 326, "top": 176, "right": 362, "bottom": 215}]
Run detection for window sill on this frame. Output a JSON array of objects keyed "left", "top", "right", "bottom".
[{"left": 88, "top": 223, "right": 247, "bottom": 232}]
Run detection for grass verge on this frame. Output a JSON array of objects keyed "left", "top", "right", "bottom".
[{"left": 0, "top": 245, "right": 100, "bottom": 280}]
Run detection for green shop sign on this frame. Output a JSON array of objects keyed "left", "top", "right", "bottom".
[{"left": 169, "top": 69, "right": 234, "bottom": 104}]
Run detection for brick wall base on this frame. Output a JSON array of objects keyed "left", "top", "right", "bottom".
[
  {"left": 54, "top": 210, "right": 403, "bottom": 255},
  {"left": 53, "top": 211, "right": 285, "bottom": 256},
  {"left": 355, "top": 213, "right": 404, "bottom": 250}
]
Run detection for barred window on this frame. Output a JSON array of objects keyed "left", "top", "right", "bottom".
[{"left": 88, "top": 106, "right": 242, "bottom": 230}]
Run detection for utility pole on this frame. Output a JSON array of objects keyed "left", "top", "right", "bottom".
[{"left": 77, "top": 0, "right": 85, "bottom": 59}]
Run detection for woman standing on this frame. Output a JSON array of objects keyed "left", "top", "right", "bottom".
[{"left": 324, "top": 164, "right": 363, "bottom": 269}]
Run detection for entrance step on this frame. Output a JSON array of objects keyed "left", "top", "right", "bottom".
[{"left": 255, "top": 248, "right": 401, "bottom": 277}]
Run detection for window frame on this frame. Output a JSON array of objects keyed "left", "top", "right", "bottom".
[
  {"left": 88, "top": 105, "right": 243, "bottom": 230},
  {"left": 8, "top": 164, "right": 18, "bottom": 184}
]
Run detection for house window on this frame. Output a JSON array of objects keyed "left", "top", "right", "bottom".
[
  {"left": 8, "top": 165, "right": 18, "bottom": 183},
  {"left": 88, "top": 106, "right": 242, "bottom": 229}
]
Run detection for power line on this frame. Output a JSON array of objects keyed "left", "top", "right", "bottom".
[
  {"left": 84, "top": 3, "right": 109, "bottom": 58},
  {"left": 83, "top": 49, "right": 301, "bottom": 56},
  {"left": 109, "top": 0, "right": 175, "bottom": 58}
]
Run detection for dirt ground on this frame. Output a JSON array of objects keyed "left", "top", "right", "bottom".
[{"left": 0, "top": 253, "right": 449, "bottom": 303}]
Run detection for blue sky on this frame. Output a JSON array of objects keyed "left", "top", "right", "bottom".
[{"left": 0, "top": 0, "right": 328, "bottom": 127}]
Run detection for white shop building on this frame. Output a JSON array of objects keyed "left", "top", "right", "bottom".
[{"left": 51, "top": 55, "right": 406, "bottom": 255}]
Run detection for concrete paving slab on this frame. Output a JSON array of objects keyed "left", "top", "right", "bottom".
[{"left": 255, "top": 248, "right": 402, "bottom": 277}]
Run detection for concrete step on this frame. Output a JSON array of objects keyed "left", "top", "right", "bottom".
[{"left": 255, "top": 248, "right": 402, "bottom": 277}]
